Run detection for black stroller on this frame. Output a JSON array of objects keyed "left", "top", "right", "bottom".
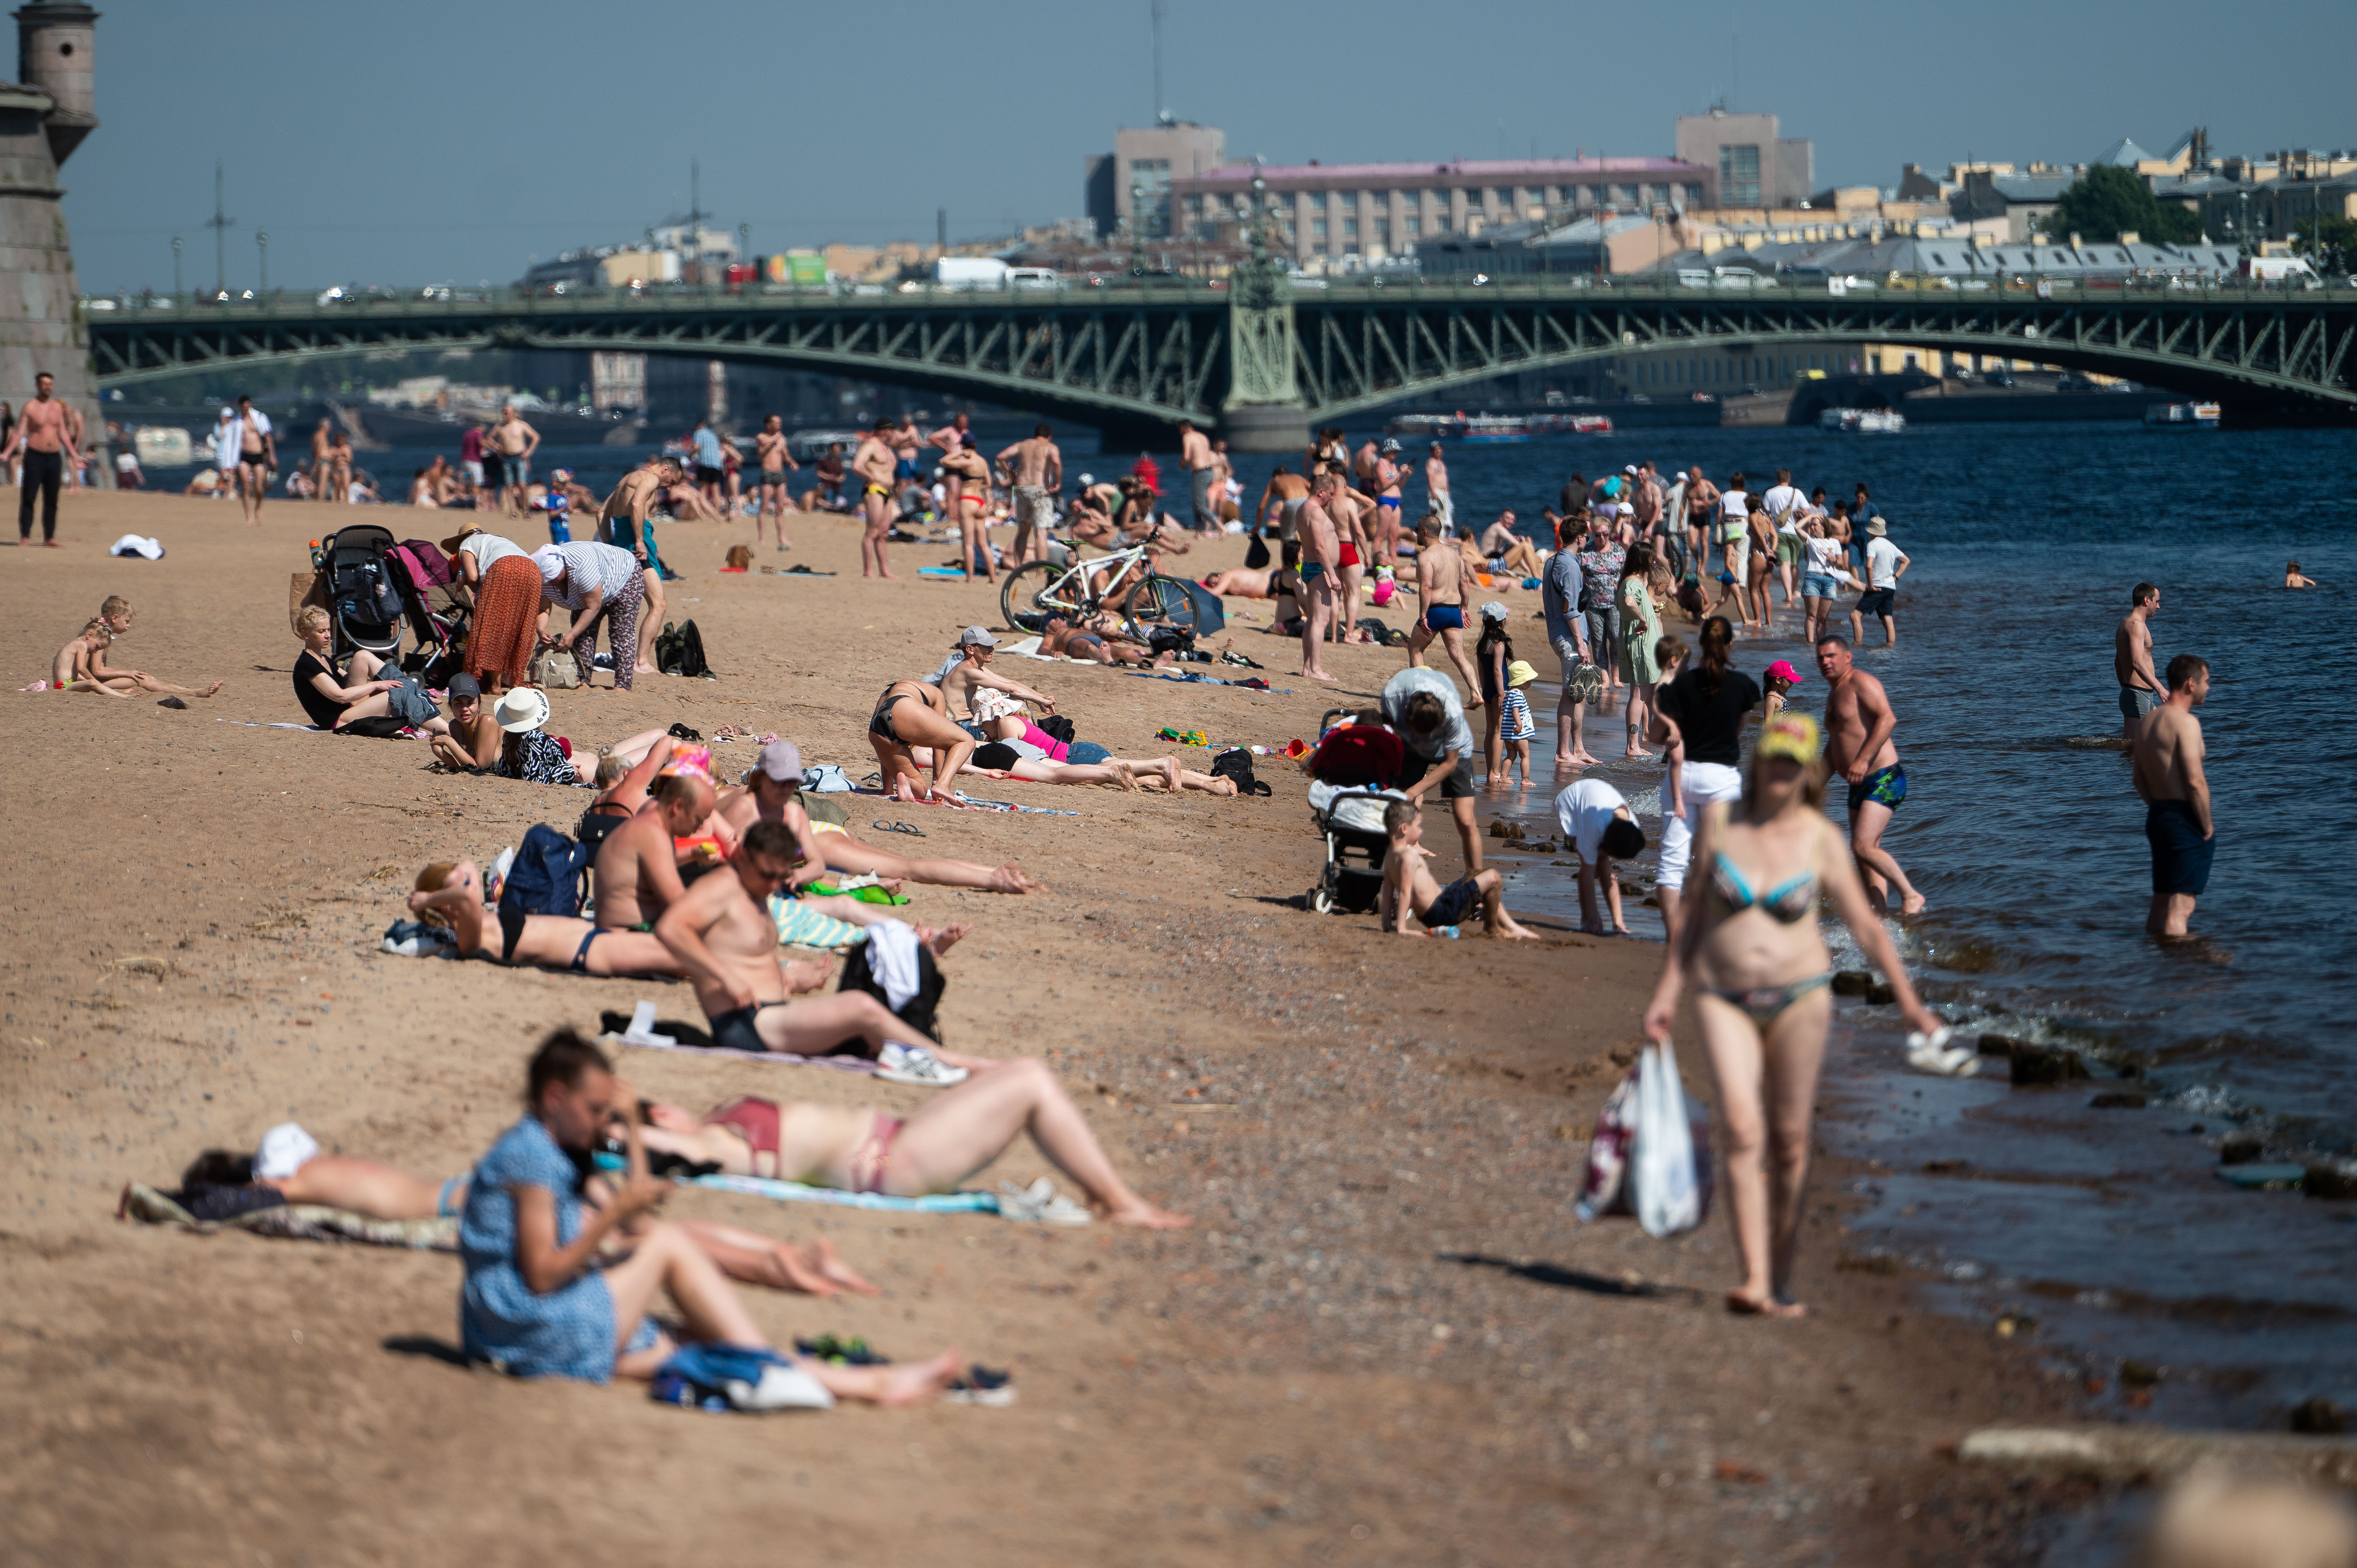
[
  {"left": 311, "top": 524, "right": 406, "bottom": 664},
  {"left": 1303, "top": 709, "right": 1410, "bottom": 916}
]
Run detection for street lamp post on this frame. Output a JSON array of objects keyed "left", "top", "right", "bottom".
[
  {"left": 171, "top": 235, "right": 182, "bottom": 300},
  {"left": 256, "top": 230, "right": 268, "bottom": 295}
]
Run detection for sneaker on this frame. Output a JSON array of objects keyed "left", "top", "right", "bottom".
[
  {"left": 996, "top": 1176, "right": 1093, "bottom": 1226},
  {"left": 725, "top": 1363, "right": 836, "bottom": 1412},
  {"left": 944, "top": 1366, "right": 1017, "bottom": 1406},
  {"left": 875, "top": 1043, "right": 968, "bottom": 1088}
]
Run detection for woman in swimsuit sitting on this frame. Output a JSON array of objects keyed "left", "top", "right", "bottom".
[
  {"left": 1639, "top": 712, "right": 1940, "bottom": 1319},
  {"left": 866, "top": 677, "right": 978, "bottom": 803},
  {"left": 629, "top": 1056, "right": 1189, "bottom": 1230},
  {"left": 409, "top": 860, "right": 685, "bottom": 978}
]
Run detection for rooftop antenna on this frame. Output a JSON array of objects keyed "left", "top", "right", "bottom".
[
  {"left": 1731, "top": 20, "right": 1739, "bottom": 112},
  {"left": 1151, "top": 0, "right": 1171, "bottom": 125},
  {"left": 684, "top": 157, "right": 715, "bottom": 239},
  {"left": 204, "top": 160, "right": 235, "bottom": 294}
]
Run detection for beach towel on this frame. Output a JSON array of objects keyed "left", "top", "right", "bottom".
[
  {"left": 769, "top": 895, "right": 869, "bottom": 951},
  {"left": 689, "top": 1172, "right": 999, "bottom": 1215},
  {"left": 120, "top": 1181, "right": 458, "bottom": 1251}
]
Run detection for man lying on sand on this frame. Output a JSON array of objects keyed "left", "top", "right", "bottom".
[
  {"left": 409, "top": 861, "right": 687, "bottom": 976},
  {"left": 132, "top": 1120, "right": 875, "bottom": 1298},
  {"left": 655, "top": 820, "right": 987, "bottom": 1067},
  {"left": 49, "top": 597, "right": 223, "bottom": 698},
  {"left": 631, "top": 1065, "right": 1189, "bottom": 1229},
  {"left": 717, "top": 740, "right": 1044, "bottom": 894},
  {"left": 1381, "top": 797, "right": 1538, "bottom": 939}
]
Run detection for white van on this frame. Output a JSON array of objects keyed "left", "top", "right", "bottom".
[{"left": 1005, "top": 267, "right": 1063, "bottom": 291}]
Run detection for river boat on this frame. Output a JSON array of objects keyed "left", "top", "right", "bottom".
[
  {"left": 1819, "top": 407, "right": 1905, "bottom": 433},
  {"left": 2143, "top": 401, "right": 2221, "bottom": 429}
]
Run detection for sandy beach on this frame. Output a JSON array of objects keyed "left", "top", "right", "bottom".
[{"left": 0, "top": 490, "right": 2075, "bottom": 1564}]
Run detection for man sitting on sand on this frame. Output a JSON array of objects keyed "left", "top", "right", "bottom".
[
  {"left": 1380, "top": 798, "right": 1537, "bottom": 940},
  {"left": 49, "top": 597, "right": 223, "bottom": 698},
  {"left": 630, "top": 1067, "right": 1189, "bottom": 1229},
  {"left": 409, "top": 861, "right": 687, "bottom": 976},
  {"left": 655, "top": 819, "right": 981, "bottom": 1062},
  {"left": 592, "top": 767, "right": 719, "bottom": 931},
  {"left": 716, "top": 740, "right": 1044, "bottom": 895}
]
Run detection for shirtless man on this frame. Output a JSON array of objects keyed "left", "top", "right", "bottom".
[
  {"left": 596, "top": 456, "right": 676, "bottom": 676},
  {"left": 2115, "top": 582, "right": 2167, "bottom": 739},
  {"left": 1327, "top": 465, "right": 1374, "bottom": 644},
  {"left": 655, "top": 819, "right": 968, "bottom": 1058},
  {"left": 718, "top": 740, "right": 1043, "bottom": 895},
  {"left": 938, "top": 442, "right": 995, "bottom": 580},
  {"left": 753, "top": 415, "right": 799, "bottom": 551},
  {"left": 853, "top": 417, "right": 898, "bottom": 578},
  {"left": 1371, "top": 438, "right": 1408, "bottom": 563},
  {"left": 323, "top": 431, "right": 353, "bottom": 509},
  {"left": 995, "top": 424, "right": 1061, "bottom": 567},
  {"left": 1176, "top": 418, "right": 1217, "bottom": 533},
  {"left": 491, "top": 404, "right": 540, "bottom": 516},
  {"left": 1295, "top": 470, "right": 1343, "bottom": 682},
  {"left": 1408, "top": 516, "right": 1486, "bottom": 705},
  {"left": 308, "top": 420, "right": 334, "bottom": 503},
  {"left": 932, "top": 626, "right": 1055, "bottom": 722},
  {"left": 1816, "top": 633, "right": 1925, "bottom": 915},
  {"left": 1475, "top": 511, "right": 1544, "bottom": 578},
  {"left": 227, "top": 395, "right": 275, "bottom": 525},
  {"left": 1352, "top": 434, "right": 1381, "bottom": 498},
  {"left": 1424, "top": 442, "right": 1452, "bottom": 535},
  {"left": 426, "top": 673, "right": 501, "bottom": 768},
  {"left": 592, "top": 770, "right": 718, "bottom": 932},
  {"left": 2131, "top": 653, "right": 2214, "bottom": 938},
  {"left": 888, "top": 415, "right": 922, "bottom": 484},
  {"left": 928, "top": 411, "right": 970, "bottom": 455}
]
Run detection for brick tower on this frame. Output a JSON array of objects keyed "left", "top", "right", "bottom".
[{"left": 1, "top": 2, "right": 102, "bottom": 480}]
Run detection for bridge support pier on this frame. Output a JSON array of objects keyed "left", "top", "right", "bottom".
[{"left": 1219, "top": 402, "right": 1312, "bottom": 452}]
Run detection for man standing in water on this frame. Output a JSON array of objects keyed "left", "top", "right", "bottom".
[
  {"left": 2132, "top": 653, "right": 2213, "bottom": 938},
  {"left": 995, "top": 424, "right": 1062, "bottom": 567},
  {"left": 1816, "top": 634, "right": 1925, "bottom": 915},
  {"left": 852, "top": 417, "right": 898, "bottom": 579},
  {"left": 2, "top": 371, "right": 76, "bottom": 544},
  {"left": 2115, "top": 582, "right": 2166, "bottom": 739}
]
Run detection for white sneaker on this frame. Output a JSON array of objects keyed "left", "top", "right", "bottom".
[
  {"left": 725, "top": 1363, "right": 836, "bottom": 1412},
  {"left": 875, "top": 1043, "right": 968, "bottom": 1088},
  {"left": 997, "top": 1176, "right": 1093, "bottom": 1226}
]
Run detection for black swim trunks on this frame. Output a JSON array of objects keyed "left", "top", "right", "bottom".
[
  {"left": 2145, "top": 799, "right": 2215, "bottom": 896},
  {"left": 1420, "top": 876, "right": 1479, "bottom": 928},
  {"left": 869, "top": 693, "right": 910, "bottom": 740},
  {"left": 708, "top": 1001, "right": 790, "bottom": 1054},
  {"left": 498, "top": 904, "right": 528, "bottom": 963}
]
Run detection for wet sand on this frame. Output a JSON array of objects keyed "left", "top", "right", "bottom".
[{"left": 0, "top": 491, "right": 2074, "bottom": 1564}]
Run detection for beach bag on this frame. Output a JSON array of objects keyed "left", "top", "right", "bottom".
[
  {"left": 529, "top": 645, "right": 585, "bottom": 689},
  {"left": 837, "top": 936, "right": 945, "bottom": 1045},
  {"left": 1209, "top": 747, "right": 1270, "bottom": 796},
  {"left": 657, "top": 620, "right": 711, "bottom": 678},
  {"left": 498, "top": 823, "right": 591, "bottom": 920},
  {"left": 1575, "top": 1064, "right": 1639, "bottom": 1220},
  {"left": 1632, "top": 1040, "right": 1712, "bottom": 1238},
  {"left": 1244, "top": 533, "right": 1271, "bottom": 570},
  {"left": 799, "top": 764, "right": 851, "bottom": 793}
]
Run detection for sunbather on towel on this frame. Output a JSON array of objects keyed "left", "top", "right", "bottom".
[
  {"left": 138, "top": 1119, "right": 877, "bottom": 1299},
  {"left": 457, "top": 1031, "right": 955, "bottom": 1397},
  {"left": 409, "top": 861, "right": 691, "bottom": 977},
  {"left": 656, "top": 820, "right": 986, "bottom": 1066},
  {"left": 717, "top": 740, "right": 1044, "bottom": 894},
  {"left": 629, "top": 1061, "right": 1189, "bottom": 1229},
  {"left": 910, "top": 743, "right": 1237, "bottom": 796}
]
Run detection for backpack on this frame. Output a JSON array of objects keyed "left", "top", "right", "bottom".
[
  {"left": 1037, "top": 713, "right": 1077, "bottom": 746},
  {"left": 657, "top": 620, "right": 711, "bottom": 678},
  {"left": 1243, "top": 533, "right": 1271, "bottom": 570},
  {"left": 498, "top": 823, "right": 592, "bottom": 919},
  {"left": 1209, "top": 746, "right": 1271, "bottom": 796},
  {"left": 837, "top": 937, "right": 946, "bottom": 1045}
]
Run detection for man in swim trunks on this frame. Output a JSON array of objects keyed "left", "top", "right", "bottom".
[
  {"left": 1322, "top": 461, "right": 1375, "bottom": 643},
  {"left": 656, "top": 820, "right": 968, "bottom": 1058},
  {"left": 889, "top": 415, "right": 922, "bottom": 482},
  {"left": 2115, "top": 581, "right": 2167, "bottom": 739},
  {"left": 491, "top": 403, "right": 539, "bottom": 517},
  {"left": 995, "top": 424, "right": 1062, "bottom": 567},
  {"left": 2131, "top": 652, "right": 2214, "bottom": 938},
  {"left": 852, "top": 418, "right": 899, "bottom": 579},
  {"left": 1816, "top": 633, "right": 1924, "bottom": 915},
  {"left": 1178, "top": 418, "right": 1218, "bottom": 533},
  {"left": 594, "top": 768, "right": 724, "bottom": 931},
  {"left": 1257, "top": 466, "right": 1310, "bottom": 542},
  {"left": 1407, "top": 515, "right": 1486, "bottom": 706},
  {"left": 1424, "top": 442, "right": 1452, "bottom": 535},
  {"left": 753, "top": 415, "right": 799, "bottom": 551},
  {"left": 1295, "top": 470, "right": 1343, "bottom": 682},
  {"left": 1371, "top": 437, "right": 1408, "bottom": 563}
]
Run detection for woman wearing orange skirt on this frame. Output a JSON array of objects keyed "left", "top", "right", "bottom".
[{"left": 447, "top": 525, "right": 541, "bottom": 693}]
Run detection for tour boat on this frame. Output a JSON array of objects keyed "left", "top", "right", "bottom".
[
  {"left": 2143, "top": 402, "right": 2221, "bottom": 429},
  {"left": 1819, "top": 408, "right": 1905, "bottom": 433}
]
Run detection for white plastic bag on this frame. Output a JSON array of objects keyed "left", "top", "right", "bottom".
[{"left": 1633, "top": 1040, "right": 1706, "bottom": 1238}]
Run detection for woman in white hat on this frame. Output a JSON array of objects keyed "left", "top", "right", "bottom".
[
  {"left": 534, "top": 539, "right": 645, "bottom": 691},
  {"left": 489, "top": 687, "right": 590, "bottom": 784}
]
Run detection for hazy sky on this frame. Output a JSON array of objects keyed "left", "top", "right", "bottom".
[{"left": 60, "top": 0, "right": 2356, "bottom": 295}]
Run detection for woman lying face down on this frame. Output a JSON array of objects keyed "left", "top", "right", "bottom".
[{"left": 629, "top": 1058, "right": 1189, "bottom": 1230}]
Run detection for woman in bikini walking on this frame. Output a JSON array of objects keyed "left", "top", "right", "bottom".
[{"left": 1639, "top": 712, "right": 1941, "bottom": 1318}]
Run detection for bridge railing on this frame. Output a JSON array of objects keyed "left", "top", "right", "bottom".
[{"left": 83, "top": 270, "right": 2357, "bottom": 320}]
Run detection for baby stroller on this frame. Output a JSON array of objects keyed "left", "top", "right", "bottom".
[
  {"left": 385, "top": 536, "right": 471, "bottom": 683},
  {"left": 311, "top": 523, "right": 405, "bottom": 663},
  {"left": 1304, "top": 709, "right": 1409, "bottom": 916}
]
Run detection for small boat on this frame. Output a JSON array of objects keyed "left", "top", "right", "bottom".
[
  {"left": 1459, "top": 415, "right": 1533, "bottom": 444},
  {"left": 2144, "top": 401, "right": 2221, "bottom": 429},
  {"left": 1819, "top": 408, "right": 1905, "bottom": 433}
]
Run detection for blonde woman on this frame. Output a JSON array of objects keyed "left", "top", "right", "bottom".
[{"left": 292, "top": 606, "right": 440, "bottom": 732}]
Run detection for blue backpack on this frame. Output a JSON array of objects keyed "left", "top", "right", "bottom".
[{"left": 499, "top": 823, "right": 591, "bottom": 919}]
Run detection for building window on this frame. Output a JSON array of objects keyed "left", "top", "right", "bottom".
[
  {"left": 1372, "top": 219, "right": 1388, "bottom": 244},
  {"left": 1311, "top": 218, "right": 1327, "bottom": 239},
  {"left": 1719, "top": 145, "right": 1761, "bottom": 207},
  {"left": 1434, "top": 214, "right": 1452, "bottom": 234},
  {"left": 1683, "top": 184, "right": 1703, "bottom": 206},
  {"left": 1343, "top": 218, "right": 1359, "bottom": 239},
  {"left": 1489, "top": 187, "right": 1509, "bottom": 208},
  {"left": 1403, "top": 214, "right": 1421, "bottom": 237}
]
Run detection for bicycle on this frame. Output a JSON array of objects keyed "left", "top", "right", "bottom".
[{"left": 997, "top": 540, "right": 1203, "bottom": 636}]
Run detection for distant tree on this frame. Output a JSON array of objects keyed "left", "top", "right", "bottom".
[
  {"left": 2291, "top": 213, "right": 2357, "bottom": 276},
  {"left": 2039, "top": 166, "right": 2202, "bottom": 245}
]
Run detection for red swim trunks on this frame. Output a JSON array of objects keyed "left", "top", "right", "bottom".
[{"left": 1337, "top": 542, "right": 1362, "bottom": 568}]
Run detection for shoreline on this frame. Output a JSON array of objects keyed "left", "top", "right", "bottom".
[{"left": 2, "top": 491, "right": 2076, "bottom": 1564}]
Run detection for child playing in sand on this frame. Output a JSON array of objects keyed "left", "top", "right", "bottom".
[
  {"left": 1498, "top": 659, "right": 1539, "bottom": 788},
  {"left": 46, "top": 597, "right": 222, "bottom": 698},
  {"left": 1380, "top": 797, "right": 1537, "bottom": 940},
  {"left": 1652, "top": 635, "right": 1689, "bottom": 824}
]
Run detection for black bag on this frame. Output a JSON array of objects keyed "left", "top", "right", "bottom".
[
  {"left": 339, "top": 714, "right": 413, "bottom": 739},
  {"left": 1145, "top": 624, "right": 1193, "bottom": 656},
  {"left": 500, "top": 823, "right": 592, "bottom": 919},
  {"left": 836, "top": 939, "right": 946, "bottom": 1049},
  {"left": 1210, "top": 746, "right": 1272, "bottom": 796},
  {"left": 1037, "top": 713, "right": 1076, "bottom": 746},
  {"left": 657, "top": 619, "right": 711, "bottom": 678},
  {"left": 575, "top": 803, "right": 630, "bottom": 855},
  {"left": 1244, "top": 533, "right": 1271, "bottom": 570}
]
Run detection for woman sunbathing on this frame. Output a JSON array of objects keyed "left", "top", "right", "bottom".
[
  {"left": 630, "top": 1056, "right": 1189, "bottom": 1229},
  {"left": 138, "top": 1122, "right": 875, "bottom": 1298},
  {"left": 409, "top": 860, "right": 689, "bottom": 978},
  {"left": 913, "top": 743, "right": 1237, "bottom": 796}
]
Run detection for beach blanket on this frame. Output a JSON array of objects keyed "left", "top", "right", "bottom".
[
  {"left": 769, "top": 895, "right": 869, "bottom": 950},
  {"left": 689, "top": 1173, "right": 998, "bottom": 1214},
  {"left": 120, "top": 1181, "right": 459, "bottom": 1251}
]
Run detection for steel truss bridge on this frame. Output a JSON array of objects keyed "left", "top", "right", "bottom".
[{"left": 86, "top": 277, "right": 2357, "bottom": 443}]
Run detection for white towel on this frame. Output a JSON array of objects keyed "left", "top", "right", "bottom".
[
  {"left": 866, "top": 918, "right": 921, "bottom": 1012},
  {"left": 255, "top": 1122, "right": 319, "bottom": 1180}
]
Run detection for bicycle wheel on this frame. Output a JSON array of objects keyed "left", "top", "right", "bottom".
[
  {"left": 1132, "top": 573, "right": 1200, "bottom": 631},
  {"left": 999, "top": 560, "right": 1087, "bottom": 632}
]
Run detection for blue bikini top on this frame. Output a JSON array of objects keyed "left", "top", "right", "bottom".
[{"left": 1710, "top": 852, "right": 1818, "bottom": 923}]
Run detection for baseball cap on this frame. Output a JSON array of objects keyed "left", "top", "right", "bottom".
[
  {"left": 1623, "top": 464, "right": 1638, "bottom": 475},
  {"left": 754, "top": 739, "right": 804, "bottom": 783},
  {"left": 1505, "top": 659, "right": 1539, "bottom": 688},
  {"left": 1478, "top": 601, "right": 1509, "bottom": 623},
  {"left": 446, "top": 672, "right": 482, "bottom": 701},
  {"left": 957, "top": 625, "right": 999, "bottom": 649},
  {"left": 550, "top": 467, "right": 572, "bottom": 484},
  {"left": 1076, "top": 472, "right": 1095, "bottom": 486},
  {"left": 1757, "top": 711, "right": 1822, "bottom": 765},
  {"left": 1763, "top": 660, "right": 1805, "bottom": 686}
]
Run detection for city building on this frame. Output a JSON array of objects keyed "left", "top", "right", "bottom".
[
  {"left": 1169, "top": 156, "right": 1714, "bottom": 268},
  {"left": 1085, "top": 122, "right": 1226, "bottom": 239},
  {"left": 1675, "top": 109, "right": 1813, "bottom": 210},
  {"left": 1421, "top": 213, "right": 1684, "bottom": 278}
]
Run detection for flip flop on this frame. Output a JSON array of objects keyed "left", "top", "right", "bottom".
[{"left": 871, "top": 820, "right": 927, "bottom": 837}]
